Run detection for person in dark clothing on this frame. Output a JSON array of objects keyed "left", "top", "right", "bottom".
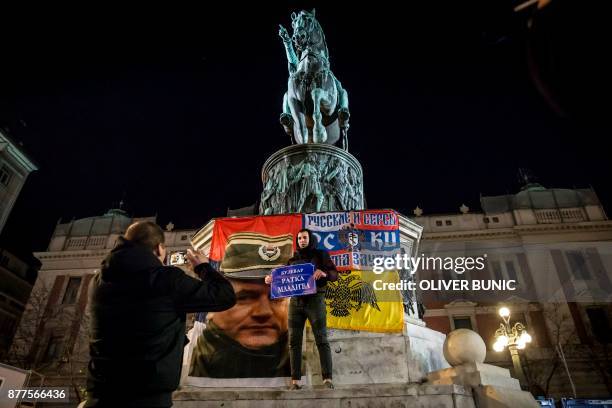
[
  {"left": 84, "top": 221, "right": 236, "bottom": 408},
  {"left": 265, "top": 228, "right": 338, "bottom": 390}
]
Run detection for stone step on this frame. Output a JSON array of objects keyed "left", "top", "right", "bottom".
[{"left": 173, "top": 383, "right": 474, "bottom": 408}]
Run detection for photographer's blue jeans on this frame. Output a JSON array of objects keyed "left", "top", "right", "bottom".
[{"left": 288, "top": 292, "right": 333, "bottom": 381}]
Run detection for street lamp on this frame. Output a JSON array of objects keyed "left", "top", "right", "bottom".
[{"left": 493, "top": 306, "right": 532, "bottom": 387}]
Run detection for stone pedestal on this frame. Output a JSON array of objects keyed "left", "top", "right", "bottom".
[
  {"left": 428, "top": 362, "right": 522, "bottom": 390},
  {"left": 427, "top": 363, "right": 539, "bottom": 408},
  {"left": 173, "top": 383, "right": 476, "bottom": 408},
  {"left": 256, "top": 143, "right": 446, "bottom": 391},
  {"left": 259, "top": 144, "right": 364, "bottom": 214},
  {"left": 427, "top": 330, "right": 540, "bottom": 408},
  {"left": 303, "top": 317, "right": 449, "bottom": 386}
]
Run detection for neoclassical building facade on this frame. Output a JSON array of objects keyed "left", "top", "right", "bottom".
[
  {"left": 415, "top": 184, "right": 612, "bottom": 397},
  {"left": 8, "top": 183, "right": 612, "bottom": 399}
]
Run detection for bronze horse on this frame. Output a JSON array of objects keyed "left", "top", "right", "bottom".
[{"left": 279, "top": 9, "right": 350, "bottom": 149}]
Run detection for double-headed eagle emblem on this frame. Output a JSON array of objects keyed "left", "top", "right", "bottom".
[{"left": 325, "top": 275, "right": 380, "bottom": 317}]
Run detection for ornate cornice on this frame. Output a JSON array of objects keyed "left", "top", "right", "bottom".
[
  {"left": 421, "top": 221, "right": 612, "bottom": 241},
  {"left": 0, "top": 131, "right": 38, "bottom": 173},
  {"left": 35, "top": 250, "right": 109, "bottom": 261}
]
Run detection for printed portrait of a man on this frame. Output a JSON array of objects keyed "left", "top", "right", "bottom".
[{"left": 189, "top": 233, "right": 294, "bottom": 378}]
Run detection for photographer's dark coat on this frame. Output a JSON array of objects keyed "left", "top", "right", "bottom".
[{"left": 85, "top": 237, "right": 236, "bottom": 407}]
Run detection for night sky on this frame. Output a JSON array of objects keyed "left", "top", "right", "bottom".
[{"left": 1, "top": 1, "right": 610, "bottom": 262}]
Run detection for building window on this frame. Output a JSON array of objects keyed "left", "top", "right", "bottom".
[
  {"left": 42, "top": 335, "right": 63, "bottom": 363},
  {"left": 0, "top": 164, "right": 13, "bottom": 187},
  {"left": 492, "top": 217, "right": 499, "bottom": 223},
  {"left": 566, "top": 251, "right": 591, "bottom": 280},
  {"left": 62, "top": 277, "right": 82, "bottom": 304},
  {"left": 586, "top": 308, "right": 611, "bottom": 344},
  {"left": 181, "top": 235, "right": 188, "bottom": 241},
  {"left": 489, "top": 259, "right": 520, "bottom": 284},
  {"left": 505, "top": 261, "right": 519, "bottom": 283},
  {"left": 484, "top": 217, "right": 490, "bottom": 224},
  {"left": 453, "top": 316, "right": 473, "bottom": 330},
  {"left": 445, "top": 220, "right": 452, "bottom": 226},
  {"left": 435, "top": 220, "right": 443, "bottom": 226},
  {"left": 490, "top": 260, "right": 504, "bottom": 280},
  {"left": 439, "top": 266, "right": 454, "bottom": 281}
]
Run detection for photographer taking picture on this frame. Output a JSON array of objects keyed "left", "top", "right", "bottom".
[{"left": 83, "top": 221, "right": 236, "bottom": 407}]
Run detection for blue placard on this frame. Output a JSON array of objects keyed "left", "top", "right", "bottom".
[{"left": 270, "top": 263, "right": 316, "bottom": 299}]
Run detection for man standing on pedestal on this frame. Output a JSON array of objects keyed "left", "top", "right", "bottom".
[{"left": 265, "top": 228, "right": 338, "bottom": 389}]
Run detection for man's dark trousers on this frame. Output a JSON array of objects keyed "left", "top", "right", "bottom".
[{"left": 288, "top": 292, "right": 332, "bottom": 380}]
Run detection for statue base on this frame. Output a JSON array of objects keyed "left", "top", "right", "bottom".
[
  {"left": 259, "top": 144, "right": 364, "bottom": 214},
  {"left": 304, "top": 317, "right": 449, "bottom": 386},
  {"left": 427, "top": 362, "right": 540, "bottom": 408},
  {"left": 173, "top": 383, "right": 475, "bottom": 408},
  {"left": 173, "top": 362, "right": 539, "bottom": 408}
]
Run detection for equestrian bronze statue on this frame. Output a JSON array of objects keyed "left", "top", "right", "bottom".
[{"left": 279, "top": 9, "right": 351, "bottom": 150}]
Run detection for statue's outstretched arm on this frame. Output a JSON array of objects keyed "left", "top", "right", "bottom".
[{"left": 279, "top": 24, "right": 298, "bottom": 71}]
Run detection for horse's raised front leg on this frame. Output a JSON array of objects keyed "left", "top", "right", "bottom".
[
  {"left": 311, "top": 88, "right": 327, "bottom": 143},
  {"left": 288, "top": 96, "right": 307, "bottom": 144}
]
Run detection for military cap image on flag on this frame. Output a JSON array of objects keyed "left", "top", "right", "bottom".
[
  {"left": 209, "top": 214, "right": 303, "bottom": 263},
  {"left": 219, "top": 232, "right": 294, "bottom": 279}
]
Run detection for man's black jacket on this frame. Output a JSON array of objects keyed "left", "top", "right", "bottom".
[{"left": 85, "top": 238, "right": 236, "bottom": 407}]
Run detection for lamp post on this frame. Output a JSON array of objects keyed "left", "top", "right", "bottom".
[{"left": 492, "top": 306, "right": 532, "bottom": 388}]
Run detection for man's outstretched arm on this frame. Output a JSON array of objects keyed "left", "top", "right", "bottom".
[
  {"left": 152, "top": 250, "right": 236, "bottom": 313},
  {"left": 174, "top": 262, "right": 236, "bottom": 312}
]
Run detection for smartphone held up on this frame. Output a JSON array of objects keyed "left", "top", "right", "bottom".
[{"left": 168, "top": 251, "right": 189, "bottom": 266}]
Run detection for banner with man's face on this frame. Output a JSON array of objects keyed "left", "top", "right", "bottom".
[
  {"left": 184, "top": 211, "right": 404, "bottom": 387},
  {"left": 185, "top": 215, "right": 301, "bottom": 386}
]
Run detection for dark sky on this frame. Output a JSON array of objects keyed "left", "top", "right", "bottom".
[{"left": 0, "top": 1, "right": 610, "bottom": 260}]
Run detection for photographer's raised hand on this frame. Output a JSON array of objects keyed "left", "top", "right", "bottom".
[{"left": 186, "top": 248, "right": 208, "bottom": 267}]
